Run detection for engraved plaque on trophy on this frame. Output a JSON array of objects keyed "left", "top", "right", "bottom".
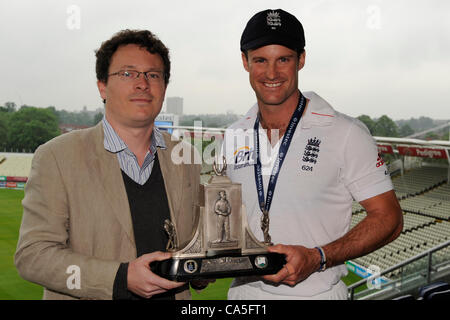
[{"left": 151, "top": 159, "right": 285, "bottom": 281}]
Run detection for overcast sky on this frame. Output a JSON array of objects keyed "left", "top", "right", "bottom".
[{"left": 0, "top": 0, "right": 449, "bottom": 120}]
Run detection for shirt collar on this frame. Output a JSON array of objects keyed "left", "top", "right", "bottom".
[
  {"left": 300, "top": 91, "right": 336, "bottom": 128},
  {"left": 231, "top": 91, "right": 336, "bottom": 131},
  {"left": 152, "top": 126, "right": 167, "bottom": 150},
  {"left": 102, "top": 116, "right": 166, "bottom": 153}
]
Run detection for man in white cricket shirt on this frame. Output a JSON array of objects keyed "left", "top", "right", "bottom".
[{"left": 222, "top": 9, "right": 403, "bottom": 300}]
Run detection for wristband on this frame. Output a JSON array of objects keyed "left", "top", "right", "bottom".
[{"left": 315, "top": 246, "right": 327, "bottom": 272}]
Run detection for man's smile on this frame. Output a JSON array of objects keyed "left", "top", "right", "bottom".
[{"left": 263, "top": 82, "right": 283, "bottom": 88}]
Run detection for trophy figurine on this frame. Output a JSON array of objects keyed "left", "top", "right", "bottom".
[{"left": 152, "top": 157, "right": 285, "bottom": 281}]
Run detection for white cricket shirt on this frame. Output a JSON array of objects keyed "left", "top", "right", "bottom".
[{"left": 221, "top": 91, "right": 393, "bottom": 297}]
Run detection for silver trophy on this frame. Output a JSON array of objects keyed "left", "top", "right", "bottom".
[{"left": 152, "top": 158, "right": 285, "bottom": 281}]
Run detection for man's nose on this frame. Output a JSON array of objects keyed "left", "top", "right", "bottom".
[
  {"left": 134, "top": 73, "right": 149, "bottom": 91},
  {"left": 265, "top": 62, "right": 278, "bottom": 80}
]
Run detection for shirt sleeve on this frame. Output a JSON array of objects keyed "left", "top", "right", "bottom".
[{"left": 341, "top": 119, "right": 393, "bottom": 202}]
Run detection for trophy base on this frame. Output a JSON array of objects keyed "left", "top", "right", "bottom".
[{"left": 151, "top": 252, "right": 286, "bottom": 282}]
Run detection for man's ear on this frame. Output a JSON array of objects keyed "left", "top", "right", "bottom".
[
  {"left": 97, "top": 80, "right": 107, "bottom": 101},
  {"left": 298, "top": 50, "right": 306, "bottom": 71},
  {"left": 241, "top": 52, "right": 250, "bottom": 72}
]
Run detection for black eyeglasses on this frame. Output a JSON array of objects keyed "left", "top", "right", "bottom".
[{"left": 108, "top": 70, "right": 164, "bottom": 83}]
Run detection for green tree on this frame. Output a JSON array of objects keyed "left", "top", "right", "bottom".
[
  {"left": 373, "top": 115, "right": 399, "bottom": 137},
  {"left": 417, "top": 116, "right": 434, "bottom": 131},
  {"left": 7, "top": 107, "right": 60, "bottom": 151},
  {"left": 93, "top": 111, "right": 104, "bottom": 125},
  {"left": 357, "top": 115, "right": 376, "bottom": 135},
  {"left": 0, "top": 114, "right": 8, "bottom": 150},
  {"left": 399, "top": 123, "right": 414, "bottom": 137},
  {"left": 425, "top": 132, "right": 439, "bottom": 141},
  {"left": 404, "top": 116, "right": 435, "bottom": 132},
  {"left": 443, "top": 131, "right": 449, "bottom": 141},
  {"left": 4, "top": 102, "right": 16, "bottom": 112},
  {"left": 54, "top": 108, "right": 96, "bottom": 126},
  {"left": 46, "top": 106, "right": 58, "bottom": 118}
]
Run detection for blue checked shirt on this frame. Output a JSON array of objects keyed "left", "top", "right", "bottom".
[{"left": 102, "top": 117, "right": 166, "bottom": 185}]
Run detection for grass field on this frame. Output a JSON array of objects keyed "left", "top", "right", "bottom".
[
  {"left": 0, "top": 189, "right": 43, "bottom": 299},
  {"left": 0, "top": 188, "right": 362, "bottom": 300}
]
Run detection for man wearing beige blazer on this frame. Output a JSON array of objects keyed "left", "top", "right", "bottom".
[{"left": 15, "top": 30, "right": 202, "bottom": 300}]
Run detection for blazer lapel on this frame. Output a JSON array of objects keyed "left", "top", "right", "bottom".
[
  {"left": 157, "top": 135, "right": 184, "bottom": 225},
  {"left": 87, "top": 123, "right": 136, "bottom": 250}
]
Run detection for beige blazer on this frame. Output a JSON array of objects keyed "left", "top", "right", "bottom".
[{"left": 15, "top": 122, "right": 201, "bottom": 300}]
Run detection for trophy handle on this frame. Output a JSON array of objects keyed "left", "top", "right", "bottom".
[{"left": 213, "top": 156, "right": 227, "bottom": 176}]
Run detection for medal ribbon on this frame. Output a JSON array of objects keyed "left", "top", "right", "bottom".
[{"left": 253, "top": 93, "right": 306, "bottom": 218}]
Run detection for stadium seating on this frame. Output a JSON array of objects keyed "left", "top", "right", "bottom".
[
  {"left": 400, "top": 190, "right": 450, "bottom": 220},
  {"left": 353, "top": 167, "right": 450, "bottom": 220},
  {"left": 351, "top": 165, "right": 450, "bottom": 282},
  {"left": 391, "top": 166, "right": 448, "bottom": 199},
  {"left": 351, "top": 211, "right": 450, "bottom": 278},
  {"left": 0, "top": 153, "right": 33, "bottom": 177}
]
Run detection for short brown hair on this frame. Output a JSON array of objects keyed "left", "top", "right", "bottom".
[{"left": 95, "top": 29, "right": 170, "bottom": 85}]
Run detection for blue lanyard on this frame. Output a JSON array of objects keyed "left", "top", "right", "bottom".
[{"left": 253, "top": 93, "right": 306, "bottom": 219}]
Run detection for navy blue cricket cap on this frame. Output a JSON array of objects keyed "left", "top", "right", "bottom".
[{"left": 240, "top": 9, "right": 305, "bottom": 53}]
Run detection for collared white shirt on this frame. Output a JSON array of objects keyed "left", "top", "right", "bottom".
[
  {"left": 222, "top": 91, "right": 393, "bottom": 297},
  {"left": 102, "top": 117, "right": 166, "bottom": 185}
]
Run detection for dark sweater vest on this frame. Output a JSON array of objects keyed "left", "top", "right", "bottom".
[
  {"left": 113, "top": 154, "right": 175, "bottom": 300},
  {"left": 122, "top": 154, "right": 171, "bottom": 256}
]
